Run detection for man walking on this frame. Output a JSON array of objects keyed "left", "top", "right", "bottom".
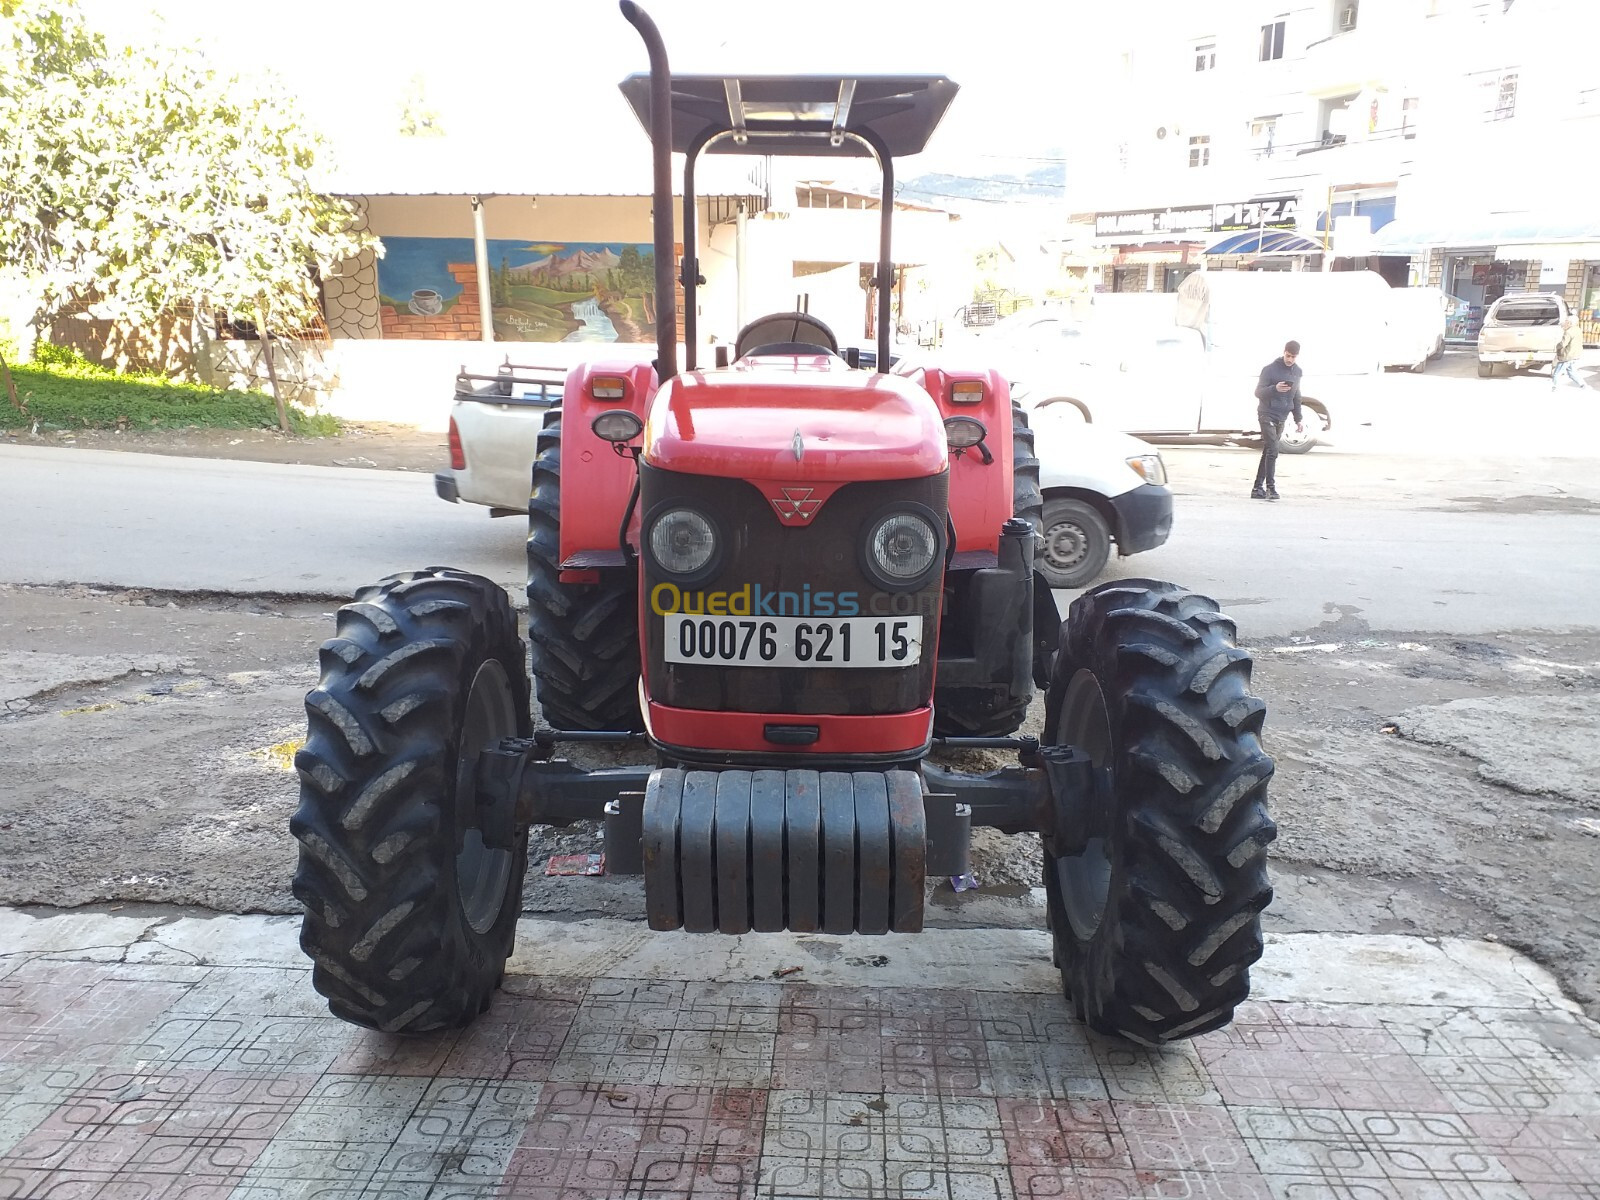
[
  {"left": 1552, "top": 316, "right": 1584, "bottom": 390},
  {"left": 1252, "top": 339, "right": 1304, "bottom": 501}
]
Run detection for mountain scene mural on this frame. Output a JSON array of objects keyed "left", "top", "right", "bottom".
[{"left": 376, "top": 237, "right": 657, "bottom": 342}]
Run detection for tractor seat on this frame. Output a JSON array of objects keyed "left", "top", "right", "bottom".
[{"left": 735, "top": 312, "right": 840, "bottom": 359}]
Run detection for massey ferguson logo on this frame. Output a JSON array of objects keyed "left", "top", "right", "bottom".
[{"left": 769, "top": 487, "right": 821, "bottom": 521}]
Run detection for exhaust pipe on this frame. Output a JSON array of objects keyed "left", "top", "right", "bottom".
[{"left": 619, "top": 1, "right": 678, "bottom": 382}]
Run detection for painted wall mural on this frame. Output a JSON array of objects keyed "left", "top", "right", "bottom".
[{"left": 376, "top": 237, "right": 659, "bottom": 342}]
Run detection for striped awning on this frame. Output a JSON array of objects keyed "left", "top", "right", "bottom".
[{"left": 1203, "top": 229, "right": 1326, "bottom": 256}]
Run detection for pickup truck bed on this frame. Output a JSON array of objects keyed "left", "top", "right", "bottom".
[{"left": 435, "top": 362, "right": 565, "bottom": 514}]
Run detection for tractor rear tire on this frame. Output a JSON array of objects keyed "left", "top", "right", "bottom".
[
  {"left": 1041, "top": 579, "right": 1276, "bottom": 1044},
  {"left": 1012, "top": 402, "right": 1044, "bottom": 536},
  {"left": 526, "top": 413, "right": 644, "bottom": 731},
  {"left": 291, "top": 568, "right": 530, "bottom": 1033},
  {"left": 931, "top": 404, "right": 1044, "bottom": 738}
]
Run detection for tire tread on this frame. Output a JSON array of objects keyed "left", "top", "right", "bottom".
[
  {"left": 290, "top": 568, "right": 529, "bottom": 1034},
  {"left": 1044, "top": 578, "right": 1276, "bottom": 1044}
]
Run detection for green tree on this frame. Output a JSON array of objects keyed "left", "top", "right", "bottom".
[
  {"left": 399, "top": 72, "right": 444, "bottom": 138},
  {"left": 617, "top": 245, "right": 643, "bottom": 294},
  {"left": 0, "top": 0, "right": 375, "bottom": 427}
]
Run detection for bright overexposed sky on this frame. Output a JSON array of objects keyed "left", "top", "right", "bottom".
[{"left": 78, "top": 0, "right": 1118, "bottom": 183}]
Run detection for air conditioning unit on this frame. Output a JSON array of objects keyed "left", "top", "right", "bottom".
[{"left": 1340, "top": 5, "right": 1358, "bottom": 29}]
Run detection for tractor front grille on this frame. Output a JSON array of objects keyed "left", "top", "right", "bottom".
[{"left": 640, "top": 465, "right": 947, "bottom": 716}]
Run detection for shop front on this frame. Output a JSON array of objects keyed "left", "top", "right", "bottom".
[
  {"left": 1439, "top": 253, "right": 1528, "bottom": 343},
  {"left": 1372, "top": 215, "right": 1599, "bottom": 346},
  {"left": 1582, "top": 263, "right": 1600, "bottom": 346},
  {"left": 1093, "top": 205, "right": 1213, "bottom": 293},
  {"left": 1094, "top": 195, "right": 1304, "bottom": 292}
]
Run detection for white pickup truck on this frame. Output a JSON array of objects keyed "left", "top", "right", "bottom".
[
  {"left": 1477, "top": 292, "right": 1571, "bottom": 377},
  {"left": 435, "top": 357, "right": 1173, "bottom": 590}
]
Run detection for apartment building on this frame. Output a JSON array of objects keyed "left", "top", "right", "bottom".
[{"left": 1062, "top": 0, "right": 1599, "bottom": 338}]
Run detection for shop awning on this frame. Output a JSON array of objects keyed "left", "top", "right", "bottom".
[
  {"left": 1204, "top": 229, "right": 1326, "bottom": 256},
  {"left": 1372, "top": 212, "right": 1600, "bottom": 255},
  {"left": 1495, "top": 241, "right": 1600, "bottom": 260}
]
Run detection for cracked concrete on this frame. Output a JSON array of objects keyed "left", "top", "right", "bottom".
[
  {"left": 1395, "top": 694, "right": 1600, "bottom": 807},
  {"left": 5, "top": 581, "right": 1600, "bottom": 1022}
]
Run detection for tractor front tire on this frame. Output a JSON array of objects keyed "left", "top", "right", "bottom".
[
  {"left": 291, "top": 567, "right": 530, "bottom": 1033},
  {"left": 526, "top": 413, "right": 644, "bottom": 731},
  {"left": 931, "top": 404, "right": 1044, "bottom": 738},
  {"left": 1042, "top": 579, "right": 1277, "bottom": 1044}
]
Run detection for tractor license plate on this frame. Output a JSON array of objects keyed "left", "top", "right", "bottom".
[{"left": 664, "top": 615, "right": 922, "bottom": 668}]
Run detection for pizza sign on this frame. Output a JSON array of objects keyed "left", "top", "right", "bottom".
[{"left": 1212, "top": 196, "right": 1300, "bottom": 232}]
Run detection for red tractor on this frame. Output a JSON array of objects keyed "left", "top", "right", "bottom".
[{"left": 290, "top": 2, "right": 1276, "bottom": 1045}]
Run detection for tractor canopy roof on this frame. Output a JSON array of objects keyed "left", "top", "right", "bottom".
[{"left": 617, "top": 73, "right": 959, "bottom": 158}]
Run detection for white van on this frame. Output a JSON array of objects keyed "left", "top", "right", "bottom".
[
  {"left": 1383, "top": 286, "right": 1450, "bottom": 372},
  {"left": 1004, "top": 271, "right": 1390, "bottom": 454},
  {"left": 1171, "top": 269, "right": 1390, "bottom": 452}
]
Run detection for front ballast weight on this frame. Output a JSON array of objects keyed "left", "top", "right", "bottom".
[
  {"left": 292, "top": 572, "right": 1277, "bottom": 1043},
  {"left": 472, "top": 746, "right": 986, "bottom": 936}
]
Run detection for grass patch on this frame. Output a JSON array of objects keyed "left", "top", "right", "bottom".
[
  {"left": 2, "top": 347, "right": 338, "bottom": 434},
  {"left": 509, "top": 283, "right": 595, "bottom": 307}
]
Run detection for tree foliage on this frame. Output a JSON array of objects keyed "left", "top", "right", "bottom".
[
  {"left": 399, "top": 72, "right": 444, "bottom": 139},
  {"left": 0, "top": 0, "right": 375, "bottom": 348}
]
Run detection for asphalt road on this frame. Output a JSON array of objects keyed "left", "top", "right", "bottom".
[{"left": 4, "top": 433, "right": 1600, "bottom": 638}]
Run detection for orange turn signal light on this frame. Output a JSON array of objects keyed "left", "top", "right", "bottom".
[
  {"left": 591, "top": 375, "right": 627, "bottom": 401},
  {"left": 949, "top": 380, "right": 986, "bottom": 404}
]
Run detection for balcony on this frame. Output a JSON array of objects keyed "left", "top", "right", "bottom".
[{"left": 1300, "top": 3, "right": 1416, "bottom": 100}]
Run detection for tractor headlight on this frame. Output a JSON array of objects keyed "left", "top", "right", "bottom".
[
  {"left": 863, "top": 507, "right": 942, "bottom": 591},
  {"left": 1125, "top": 453, "right": 1167, "bottom": 485},
  {"left": 648, "top": 508, "right": 719, "bottom": 581}
]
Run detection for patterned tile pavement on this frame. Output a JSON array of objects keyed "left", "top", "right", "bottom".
[{"left": 2, "top": 914, "right": 1598, "bottom": 1199}]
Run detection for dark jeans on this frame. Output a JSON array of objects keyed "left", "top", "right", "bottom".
[{"left": 1254, "top": 414, "right": 1284, "bottom": 490}]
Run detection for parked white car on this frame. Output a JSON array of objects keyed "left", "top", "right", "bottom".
[
  {"left": 1029, "top": 413, "right": 1173, "bottom": 588},
  {"left": 437, "top": 355, "right": 1172, "bottom": 590}
]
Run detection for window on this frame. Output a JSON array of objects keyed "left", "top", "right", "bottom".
[
  {"left": 1337, "top": 1, "right": 1359, "bottom": 31},
  {"left": 1188, "top": 134, "right": 1211, "bottom": 167},
  {"left": 1493, "top": 71, "right": 1518, "bottom": 120},
  {"left": 1317, "top": 93, "right": 1357, "bottom": 143},
  {"left": 1194, "top": 41, "right": 1216, "bottom": 71},
  {"left": 1249, "top": 116, "right": 1278, "bottom": 157},
  {"left": 1259, "top": 19, "right": 1286, "bottom": 60},
  {"left": 1475, "top": 69, "right": 1518, "bottom": 121},
  {"left": 1401, "top": 96, "right": 1420, "bottom": 138},
  {"left": 1487, "top": 296, "right": 1560, "bottom": 326}
]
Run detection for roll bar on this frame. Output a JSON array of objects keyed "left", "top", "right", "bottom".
[
  {"left": 618, "top": 1, "right": 679, "bottom": 382},
  {"left": 618, "top": 3, "right": 958, "bottom": 377}
]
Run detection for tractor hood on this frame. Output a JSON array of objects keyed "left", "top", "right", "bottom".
[{"left": 642, "top": 355, "right": 948, "bottom": 481}]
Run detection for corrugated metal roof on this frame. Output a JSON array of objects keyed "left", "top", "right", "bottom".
[{"left": 312, "top": 138, "right": 766, "bottom": 199}]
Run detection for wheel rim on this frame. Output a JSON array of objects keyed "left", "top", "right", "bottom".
[
  {"left": 455, "top": 658, "right": 518, "bottom": 935},
  {"left": 1052, "top": 668, "right": 1114, "bottom": 941},
  {"left": 1281, "top": 413, "right": 1321, "bottom": 447},
  {"left": 1042, "top": 519, "right": 1089, "bottom": 573}
]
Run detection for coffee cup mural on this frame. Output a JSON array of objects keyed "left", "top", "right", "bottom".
[{"left": 409, "top": 289, "right": 443, "bottom": 316}]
